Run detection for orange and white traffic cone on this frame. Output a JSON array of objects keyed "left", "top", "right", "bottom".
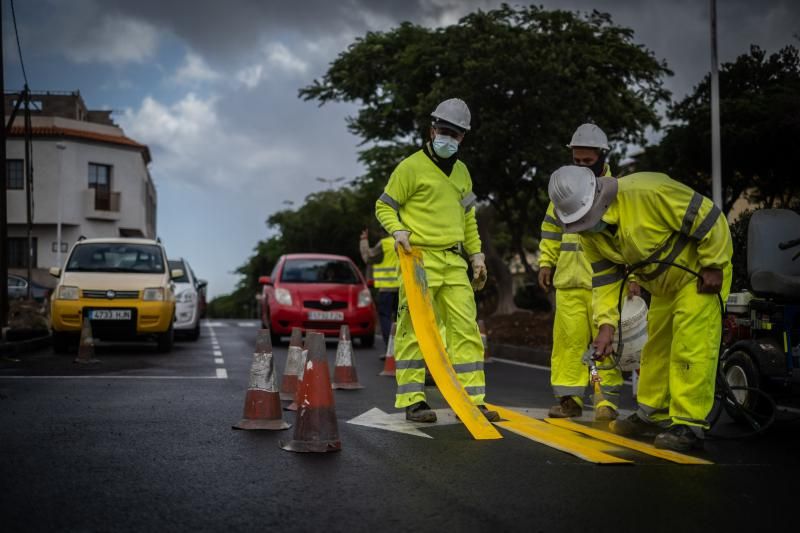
[
  {"left": 280, "top": 327, "right": 304, "bottom": 401},
  {"left": 74, "top": 317, "right": 100, "bottom": 365},
  {"left": 379, "top": 322, "right": 396, "bottom": 377},
  {"left": 285, "top": 347, "right": 308, "bottom": 412},
  {"left": 280, "top": 331, "right": 342, "bottom": 453},
  {"left": 332, "top": 325, "right": 364, "bottom": 390},
  {"left": 232, "top": 329, "right": 291, "bottom": 431},
  {"left": 478, "top": 319, "right": 493, "bottom": 363}
]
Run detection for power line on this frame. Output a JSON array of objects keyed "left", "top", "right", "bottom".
[{"left": 9, "top": 0, "right": 28, "bottom": 86}]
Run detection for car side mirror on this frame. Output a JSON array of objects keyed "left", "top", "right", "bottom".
[
  {"left": 367, "top": 279, "right": 375, "bottom": 288},
  {"left": 49, "top": 267, "right": 61, "bottom": 278},
  {"left": 258, "top": 276, "right": 272, "bottom": 285},
  {"left": 171, "top": 268, "right": 185, "bottom": 280},
  {"left": 197, "top": 279, "right": 208, "bottom": 290}
]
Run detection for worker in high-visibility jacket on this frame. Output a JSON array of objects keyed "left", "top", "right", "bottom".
[
  {"left": 548, "top": 166, "right": 733, "bottom": 452},
  {"left": 359, "top": 229, "right": 400, "bottom": 349},
  {"left": 375, "top": 98, "right": 499, "bottom": 423},
  {"left": 538, "top": 124, "right": 635, "bottom": 421}
]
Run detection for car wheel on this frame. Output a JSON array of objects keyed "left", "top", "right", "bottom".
[
  {"left": 157, "top": 324, "right": 175, "bottom": 353},
  {"left": 359, "top": 334, "right": 375, "bottom": 348},
  {"left": 52, "top": 331, "right": 74, "bottom": 354}
]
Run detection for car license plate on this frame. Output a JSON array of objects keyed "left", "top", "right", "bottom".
[
  {"left": 90, "top": 310, "right": 132, "bottom": 320},
  {"left": 308, "top": 311, "right": 344, "bottom": 321}
]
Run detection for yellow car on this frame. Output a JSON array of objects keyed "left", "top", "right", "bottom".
[{"left": 49, "top": 238, "right": 183, "bottom": 353}]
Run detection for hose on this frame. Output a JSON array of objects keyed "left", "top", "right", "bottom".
[{"left": 596, "top": 259, "right": 776, "bottom": 438}]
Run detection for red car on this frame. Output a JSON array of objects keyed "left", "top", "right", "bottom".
[{"left": 259, "top": 253, "right": 376, "bottom": 347}]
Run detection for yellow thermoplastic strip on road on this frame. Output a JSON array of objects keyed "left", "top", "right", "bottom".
[
  {"left": 486, "top": 404, "right": 632, "bottom": 464},
  {"left": 544, "top": 418, "right": 713, "bottom": 465},
  {"left": 398, "top": 248, "right": 502, "bottom": 440}
]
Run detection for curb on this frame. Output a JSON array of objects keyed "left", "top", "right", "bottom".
[{"left": 489, "top": 342, "right": 551, "bottom": 367}]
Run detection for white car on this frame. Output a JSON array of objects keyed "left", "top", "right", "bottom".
[{"left": 168, "top": 258, "right": 205, "bottom": 341}]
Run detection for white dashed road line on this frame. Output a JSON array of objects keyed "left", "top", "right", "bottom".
[{"left": 204, "top": 321, "right": 227, "bottom": 380}]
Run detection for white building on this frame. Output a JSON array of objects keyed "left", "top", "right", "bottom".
[{"left": 4, "top": 91, "right": 156, "bottom": 286}]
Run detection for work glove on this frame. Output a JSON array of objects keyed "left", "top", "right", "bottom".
[
  {"left": 393, "top": 230, "right": 412, "bottom": 253},
  {"left": 470, "top": 253, "right": 487, "bottom": 291}
]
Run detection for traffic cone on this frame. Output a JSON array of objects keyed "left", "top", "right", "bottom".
[
  {"left": 74, "top": 317, "right": 100, "bottom": 365},
  {"left": 379, "top": 322, "right": 396, "bottom": 377},
  {"left": 280, "top": 331, "right": 342, "bottom": 453},
  {"left": 285, "top": 348, "right": 309, "bottom": 412},
  {"left": 332, "top": 325, "right": 364, "bottom": 390},
  {"left": 232, "top": 329, "right": 291, "bottom": 431},
  {"left": 479, "top": 320, "right": 493, "bottom": 363},
  {"left": 280, "top": 327, "right": 304, "bottom": 401}
]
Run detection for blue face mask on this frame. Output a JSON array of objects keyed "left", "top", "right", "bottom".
[
  {"left": 586, "top": 220, "right": 608, "bottom": 233},
  {"left": 432, "top": 134, "right": 459, "bottom": 159}
]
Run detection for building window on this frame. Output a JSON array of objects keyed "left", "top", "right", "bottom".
[
  {"left": 88, "top": 163, "right": 112, "bottom": 210},
  {"left": 6, "top": 159, "right": 24, "bottom": 189},
  {"left": 7, "top": 237, "right": 37, "bottom": 268}
]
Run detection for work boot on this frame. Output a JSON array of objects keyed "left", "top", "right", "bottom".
[
  {"left": 547, "top": 397, "right": 582, "bottom": 418},
  {"left": 478, "top": 405, "right": 501, "bottom": 422},
  {"left": 594, "top": 405, "right": 618, "bottom": 422},
  {"left": 654, "top": 425, "right": 703, "bottom": 452},
  {"left": 609, "top": 413, "right": 662, "bottom": 438},
  {"left": 406, "top": 401, "right": 437, "bottom": 423}
]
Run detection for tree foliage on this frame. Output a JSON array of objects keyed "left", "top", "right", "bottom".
[
  {"left": 300, "top": 4, "right": 671, "bottom": 270},
  {"left": 636, "top": 45, "right": 800, "bottom": 214}
]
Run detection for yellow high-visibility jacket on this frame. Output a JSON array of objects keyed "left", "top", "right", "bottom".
[
  {"left": 538, "top": 164, "right": 612, "bottom": 290},
  {"left": 580, "top": 172, "right": 733, "bottom": 328},
  {"left": 375, "top": 150, "right": 481, "bottom": 255},
  {"left": 373, "top": 237, "right": 400, "bottom": 289}
]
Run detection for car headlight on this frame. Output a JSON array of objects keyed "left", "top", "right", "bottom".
[
  {"left": 176, "top": 290, "right": 196, "bottom": 304},
  {"left": 142, "top": 288, "right": 165, "bottom": 301},
  {"left": 357, "top": 288, "right": 372, "bottom": 308},
  {"left": 57, "top": 286, "right": 79, "bottom": 300},
  {"left": 274, "top": 287, "right": 292, "bottom": 306}
]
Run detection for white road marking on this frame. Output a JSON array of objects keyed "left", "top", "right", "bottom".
[
  {"left": 213, "top": 350, "right": 222, "bottom": 357},
  {"left": 216, "top": 368, "right": 228, "bottom": 379},
  {"left": 237, "top": 322, "right": 259, "bottom": 328},
  {"left": 347, "top": 407, "right": 461, "bottom": 438},
  {"left": 215, "top": 357, "right": 224, "bottom": 365},
  {"left": 204, "top": 321, "right": 228, "bottom": 327}
]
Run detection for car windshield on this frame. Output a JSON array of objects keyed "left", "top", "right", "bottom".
[
  {"left": 66, "top": 243, "right": 165, "bottom": 274},
  {"left": 168, "top": 260, "right": 190, "bottom": 282},
  {"left": 280, "top": 259, "right": 359, "bottom": 284}
]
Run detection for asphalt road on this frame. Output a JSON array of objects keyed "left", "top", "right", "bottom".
[{"left": 2, "top": 319, "right": 799, "bottom": 532}]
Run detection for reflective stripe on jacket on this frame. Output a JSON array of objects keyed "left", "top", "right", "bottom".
[{"left": 580, "top": 172, "right": 733, "bottom": 328}]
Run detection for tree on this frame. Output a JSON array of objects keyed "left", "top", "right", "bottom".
[
  {"left": 636, "top": 45, "right": 800, "bottom": 214},
  {"left": 300, "top": 4, "right": 671, "bottom": 312}
]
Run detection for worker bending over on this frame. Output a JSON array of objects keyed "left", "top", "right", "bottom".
[
  {"left": 376, "top": 98, "right": 498, "bottom": 423},
  {"left": 548, "top": 166, "right": 732, "bottom": 452}
]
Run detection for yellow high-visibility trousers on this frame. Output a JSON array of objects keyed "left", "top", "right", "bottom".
[
  {"left": 394, "top": 248, "right": 486, "bottom": 408},
  {"left": 636, "top": 266, "right": 732, "bottom": 429},
  {"left": 551, "top": 288, "right": 623, "bottom": 409}
]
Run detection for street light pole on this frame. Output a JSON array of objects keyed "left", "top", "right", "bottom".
[
  {"left": 56, "top": 143, "right": 66, "bottom": 268},
  {"left": 710, "top": 0, "right": 723, "bottom": 209}
]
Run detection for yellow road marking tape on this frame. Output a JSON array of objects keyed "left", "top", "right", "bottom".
[
  {"left": 486, "top": 404, "right": 631, "bottom": 464},
  {"left": 544, "top": 418, "right": 713, "bottom": 465},
  {"left": 399, "top": 248, "right": 502, "bottom": 440}
]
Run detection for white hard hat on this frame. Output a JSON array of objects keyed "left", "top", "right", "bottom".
[
  {"left": 431, "top": 98, "right": 471, "bottom": 131},
  {"left": 567, "top": 123, "right": 609, "bottom": 151},
  {"left": 548, "top": 165, "right": 619, "bottom": 233}
]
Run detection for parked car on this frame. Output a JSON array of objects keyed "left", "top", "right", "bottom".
[
  {"left": 259, "top": 253, "right": 376, "bottom": 347},
  {"left": 168, "top": 258, "right": 206, "bottom": 341},
  {"left": 7, "top": 274, "right": 51, "bottom": 303},
  {"left": 49, "top": 238, "right": 182, "bottom": 353}
]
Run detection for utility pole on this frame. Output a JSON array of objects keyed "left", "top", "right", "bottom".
[
  {"left": 24, "top": 85, "right": 32, "bottom": 299},
  {"left": 710, "top": 0, "right": 723, "bottom": 209},
  {"left": 0, "top": 0, "right": 9, "bottom": 330}
]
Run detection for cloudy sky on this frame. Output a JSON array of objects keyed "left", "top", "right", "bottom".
[{"left": 5, "top": 0, "right": 798, "bottom": 297}]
